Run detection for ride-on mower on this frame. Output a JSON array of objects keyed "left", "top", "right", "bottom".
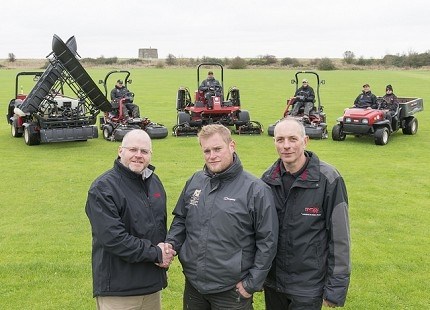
[
  {"left": 6, "top": 35, "right": 112, "bottom": 146},
  {"left": 98, "top": 70, "right": 168, "bottom": 141},
  {"left": 173, "top": 63, "right": 262, "bottom": 136},
  {"left": 332, "top": 97, "right": 423, "bottom": 145},
  {"left": 268, "top": 71, "right": 328, "bottom": 139}
]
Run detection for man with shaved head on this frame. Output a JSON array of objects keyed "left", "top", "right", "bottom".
[
  {"left": 262, "top": 118, "right": 351, "bottom": 309},
  {"left": 86, "top": 129, "right": 174, "bottom": 310}
]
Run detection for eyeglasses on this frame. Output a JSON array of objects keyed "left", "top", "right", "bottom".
[
  {"left": 302, "top": 82, "right": 308, "bottom": 84},
  {"left": 121, "top": 146, "right": 152, "bottom": 155}
]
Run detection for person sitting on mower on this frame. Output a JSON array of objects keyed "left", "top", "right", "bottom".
[
  {"left": 110, "top": 79, "right": 140, "bottom": 118},
  {"left": 198, "top": 71, "right": 222, "bottom": 109},
  {"left": 379, "top": 84, "right": 399, "bottom": 127},
  {"left": 353, "top": 83, "right": 377, "bottom": 109},
  {"left": 291, "top": 79, "right": 315, "bottom": 120}
]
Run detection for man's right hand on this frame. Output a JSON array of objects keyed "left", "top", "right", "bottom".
[{"left": 156, "top": 243, "right": 176, "bottom": 268}]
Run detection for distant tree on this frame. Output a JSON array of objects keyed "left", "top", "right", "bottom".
[
  {"left": 248, "top": 54, "right": 278, "bottom": 66},
  {"left": 229, "top": 57, "right": 247, "bottom": 69},
  {"left": 281, "top": 57, "right": 300, "bottom": 67},
  {"left": 317, "top": 58, "right": 336, "bottom": 70},
  {"left": 165, "top": 54, "right": 177, "bottom": 66},
  {"left": 201, "top": 56, "right": 224, "bottom": 65},
  {"left": 343, "top": 51, "right": 355, "bottom": 64},
  {"left": 8, "top": 53, "right": 16, "bottom": 62}
]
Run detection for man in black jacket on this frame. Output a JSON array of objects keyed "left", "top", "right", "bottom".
[
  {"left": 166, "top": 124, "right": 278, "bottom": 310},
  {"left": 110, "top": 79, "right": 141, "bottom": 118},
  {"left": 198, "top": 71, "right": 222, "bottom": 109},
  {"left": 291, "top": 79, "right": 315, "bottom": 119},
  {"left": 85, "top": 129, "right": 175, "bottom": 310},
  {"left": 262, "top": 118, "right": 351, "bottom": 309},
  {"left": 353, "top": 83, "right": 377, "bottom": 109}
]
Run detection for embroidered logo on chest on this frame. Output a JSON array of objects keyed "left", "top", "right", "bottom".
[{"left": 189, "top": 189, "right": 201, "bottom": 206}]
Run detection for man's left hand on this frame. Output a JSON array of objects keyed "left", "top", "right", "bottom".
[
  {"left": 323, "top": 299, "right": 337, "bottom": 308},
  {"left": 236, "top": 281, "right": 252, "bottom": 299}
]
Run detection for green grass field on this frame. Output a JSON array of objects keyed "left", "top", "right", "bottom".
[{"left": 0, "top": 67, "right": 429, "bottom": 309}]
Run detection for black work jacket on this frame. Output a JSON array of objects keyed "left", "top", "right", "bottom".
[{"left": 85, "top": 159, "right": 167, "bottom": 297}]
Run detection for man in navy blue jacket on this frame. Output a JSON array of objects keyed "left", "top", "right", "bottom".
[{"left": 85, "top": 129, "right": 175, "bottom": 310}]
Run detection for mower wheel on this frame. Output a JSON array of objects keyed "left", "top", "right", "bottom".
[
  {"left": 103, "top": 125, "right": 113, "bottom": 140},
  {"left": 177, "top": 112, "right": 191, "bottom": 125},
  {"left": 402, "top": 117, "right": 418, "bottom": 135},
  {"left": 11, "top": 120, "right": 23, "bottom": 138},
  {"left": 331, "top": 124, "right": 346, "bottom": 141},
  {"left": 267, "top": 124, "right": 276, "bottom": 136},
  {"left": 236, "top": 110, "right": 250, "bottom": 125},
  {"left": 374, "top": 127, "right": 389, "bottom": 145},
  {"left": 24, "top": 126, "right": 41, "bottom": 146}
]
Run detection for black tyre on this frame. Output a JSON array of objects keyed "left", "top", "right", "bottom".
[
  {"left": 321, "top": 128, "right": 329, "bottom": 139},
  {"left": 402, "top": 117, "right": 418, "bottom": 135},
  {"left": 24, "top": 126, "right": 41, "bottom": 146},
  {"left": 331, "top": 124, "right": 346, "bottom": 141},
  {"left": 374, "top": 127, "right": 389, "bottom": 145},
  {"left": 103, "top": 125, "right": 113, "bottom": 140},
  {"left": 267, "top": 124, "right": 276, "bottom": 137},
  {"left": 177, "top": 112, "right": 191, "bottom": 125},
  {"left": 11, "top": 120, "right": 23, "bottom": 138}
]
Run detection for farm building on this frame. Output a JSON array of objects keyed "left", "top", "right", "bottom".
[{"left": 138, "top": 48, "right": 158, "bottom": 59}]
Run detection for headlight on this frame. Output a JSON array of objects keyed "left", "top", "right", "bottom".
[
  {"left": 345, "top": 117, "right": 351, "bottom": 123},
  {"left": 362, "top": 119, "right": 369, "bottom": 124}
]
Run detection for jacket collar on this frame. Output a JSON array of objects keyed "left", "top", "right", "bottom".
[
  {"left": 114, "top": 158, "right": 155, "bottom": 180},
  {"left": 203, "top": 153, "right": 243, "bottom": 181},
  {"left": 263, "top": 151, "right": 320, "bottom": 185}
]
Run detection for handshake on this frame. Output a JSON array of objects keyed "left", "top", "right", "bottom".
[{"left": 156, "top": 242, "right": 176, "bottom": 268}]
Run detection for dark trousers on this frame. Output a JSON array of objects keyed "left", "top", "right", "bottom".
[
  {"left": 264, "top": 286, "right": 323, "bottom": 310},
  {"left": 183, "top": 279, "right": 253, "bottom": 310}
]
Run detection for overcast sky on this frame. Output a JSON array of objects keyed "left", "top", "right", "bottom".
[{"left": 1, "top": 0, "right": 428, "bottom": 60}]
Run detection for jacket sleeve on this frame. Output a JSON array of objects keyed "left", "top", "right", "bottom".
[
  {"left": 371, "top": 94, "right": 378, "bottom": 108},
  {"left": 353, "top": 94, "right": 360, "bottom": 106},
  {"left": 308, "top": 87, "right": 315, "bottom": 102},
  {"left": 110, "top": 88, "right": 116, "bottom": 101},
  {"left": 242, "top": 183, "right": 279, "bottom": 294},
  {"left": 165, "top": 180, "right": 191, "bottom": 251},
  {"left": 85, "top": 184, "right": 162, "bottom": 264},
  {"left": 199, "top": 80, "right": 208, "bottom": 91},
  {"left": 323, "top": 176, "right": 351, "bottom": 306}
]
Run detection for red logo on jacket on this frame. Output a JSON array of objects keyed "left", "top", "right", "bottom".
[{"left": 302, "top": 205, "right": 321, "bottom": 216}]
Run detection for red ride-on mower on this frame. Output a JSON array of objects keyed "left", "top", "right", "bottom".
[
  {"left": 268, "top": 71, "right": 328, "bottom": 139},
  {"left": 173, "top": 63, "right": 262, "bottom": 136},
  {"left": 98, "top": 70, "right": 168, "bottom": 141}
]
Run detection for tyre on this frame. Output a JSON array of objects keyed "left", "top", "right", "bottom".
[
  {"left": 267, "top": 124, "right": 276, "bottom": 136},
  {"left": 331, "top": 124, "right": 346, "bottom": 141},
  {"left": 24, "top": 126, "right": 41, "bottom": 146},
  {"left": 11, "top": 120, "right": 23, "bottom": 138},
  {"left": 402, "top": 117, "right": 418, "bottom": 135},
  {"left": 374, "top": 127, "right": 389, "bottom": 145},
  {"left": 177, "top": 112, "right": 191, "bottom": 125},
  {"left": 237, "top": 110, "right": 250, "bottom": 123},
  {"left": 321, "top": 128, "right": 329, "bottom": 139},
  {"left": 103, "top": 125, "right": 113, "bottom": 140}
]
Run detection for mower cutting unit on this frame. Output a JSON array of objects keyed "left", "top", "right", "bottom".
[
  {"left": 268, "top": 71, "right": 328, "bottom": 139},
  {"left": 332, "top": 97, "right": 423, "bottom": 145},
  {"left": 98, "top": 70, "right": 168, "bottom": 141},
  {"left": 173, "top": 63, "right": 262, "bottom": 136},
  {"left": 6, "top": 35, "right": 111, "bottom": 145}
]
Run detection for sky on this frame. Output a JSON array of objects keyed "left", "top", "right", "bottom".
[{"left": 1, "top": 0, "right": 428, "bottom": 60}]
